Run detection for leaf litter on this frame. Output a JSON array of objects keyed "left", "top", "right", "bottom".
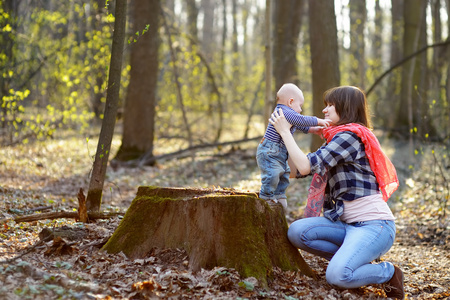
[{"left": 0, "top": 135, "right": 449, "bottom": 299}]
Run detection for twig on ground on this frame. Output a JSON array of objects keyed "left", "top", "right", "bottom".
[{"left": 0, "top": 211, "right": 124, "bottom": 224}]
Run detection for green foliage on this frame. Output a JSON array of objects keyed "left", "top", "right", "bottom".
[
  {"left": 1, "top": 0, "right": 447, "bottom": 149},
  {"left": 128, "top": 24, "right": 150, "bottom": 44},
  {"left": 0, "top": 1, "right": 128, "bottom": 146}
]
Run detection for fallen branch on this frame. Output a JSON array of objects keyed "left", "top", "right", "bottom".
[
  {"left": 25, "top": 206, "right": 53, "bottom": 213},
  {"left": 0, "top": 211, "right": 124, "bottom": 224},
  {"left": 133, "top": 136, "right": 262, "bottom": 167}
]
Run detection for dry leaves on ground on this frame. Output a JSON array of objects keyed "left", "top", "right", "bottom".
[{"left": 1, "top": 136, "right": 449, "bottom": 299}]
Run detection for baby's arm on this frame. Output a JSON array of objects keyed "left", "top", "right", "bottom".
[
  {"left": 316, "top": 118, "right": 331, "bottom": 128},
  {"left": 298, "top": 118, "right": 332, "bottom": 135},
  {"left": 307, "top": 118, "right": 331, "bottom": 136},
  {"left": 284, "top": 109, "right": 318, "bottom": 128}
]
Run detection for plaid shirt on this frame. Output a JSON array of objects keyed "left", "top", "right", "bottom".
[{"left": 304, "top": 131, "right": 380, "bottom": 221}]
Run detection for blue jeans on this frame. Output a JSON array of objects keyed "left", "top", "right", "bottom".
[
  {"left": 256, "top": 139, "right": 290, "bottom": 200},
  {"left": 287, "top": 217, "right": 396, "bottom": 289}
]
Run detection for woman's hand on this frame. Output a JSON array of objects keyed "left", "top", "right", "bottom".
[
  {"left": 270, "top": 108, "right": 312, "bottom": 175},
  {"left": 269, "top": 109, "right": 291, "bottom": 135},
  {"left": 308, "top": 126, "right": 325, "bottom": 137}
]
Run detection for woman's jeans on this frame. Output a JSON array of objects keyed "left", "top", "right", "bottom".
[
  {"left": 256, "top": 139, "right": 290, "bottom": 200},
  {"left": 288, "top": 217, "right": 396, "bottom": 289}
]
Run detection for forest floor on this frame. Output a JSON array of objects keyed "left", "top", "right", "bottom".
[{"left": 0, "top": 131, "right": 449, "bottom": 299}]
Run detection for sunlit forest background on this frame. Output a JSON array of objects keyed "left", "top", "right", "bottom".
[
  {"left": 2, "top": 0, "right": 450, "bottom": 215},
  {"left": 1, "top": 0, "right": 450, "bottom": 299},
  {"left": 2, "top": 0, "right": 449, "bottom": 150}
]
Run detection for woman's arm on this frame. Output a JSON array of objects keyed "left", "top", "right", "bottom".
[{"left": 270, "top": 109, "right": 311, "bottom": 175}]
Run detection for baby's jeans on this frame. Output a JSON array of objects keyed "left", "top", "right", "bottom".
[
  {"left": 287, "top": 217, "right": 396, "bottom": 288},
  {"left": 256, "top": 138, "right": 290, "bottom": 200}
]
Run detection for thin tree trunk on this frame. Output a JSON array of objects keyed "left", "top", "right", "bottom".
[
  {"left": 447, "top": 0, "right": 450, "bottom": 136},
  {"left": 414, "top": 11, "right": 436, "bottom": 138},
  {"left": 89, "top": 0, "right": 107, "bottom": 121},
  {"left": 398, "top": 0, "right": 426, "bottom": 155},
  {"left": 264, "top": 0, "right": 273, "bottom": 128},
  {"left": 385, "top": 0, "right": 403, "bottom": 129},
  {"left": 349, "top": 0, "right": 366, "bottom": 88},
  {"left": 370, "top": 0, "right": 384, "bottom": 115},
  {"left": 430, "top": 0, "right": 444, "bottom": 138},
  {"left": 161, "top": 9, "right": 193, "bottom": 147},
  {"left": 201, "top": 0, "right": 215, "bottom": 62},
  {"left": 244, "top": 75, "right": 264, "bottom": 139},
  {"left": 86, "top": 0, "right": 127, "bottom": 212},
  {"left": 230, "top": 0, "right": 239, "bottom": 111},
  {"left": 186, "top": 0, "right": 199, "bottom": 42},
  {"left": 309, "top": 0, "right": 340, "bottom": 151},
  {"left": 220, "top": 0, "right": 227, "bottom": 114}
]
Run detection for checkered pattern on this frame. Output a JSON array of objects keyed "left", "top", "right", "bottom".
[
  {"left": 303, "top": 131, "right": 380, "bottom": 221},
  {"left": 263, "top": 104, "right": 318, "bottom": 145}
]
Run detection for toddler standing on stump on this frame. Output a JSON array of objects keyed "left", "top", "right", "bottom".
[{"left": 256, "top": 83, "right": 330, "bottom": 211}]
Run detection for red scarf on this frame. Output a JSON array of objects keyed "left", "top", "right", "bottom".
[{"left": 304, "top": 123, "right": 399, "bottom": 218}]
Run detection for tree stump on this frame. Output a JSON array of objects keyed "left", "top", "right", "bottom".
[{"left": 102, "top": 186, "right": 316, "bottom": 286}]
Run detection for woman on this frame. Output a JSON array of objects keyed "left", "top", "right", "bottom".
[{"left": 269, "top": 86, "right": 404, "bottom": 299}]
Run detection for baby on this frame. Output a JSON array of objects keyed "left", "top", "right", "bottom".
[{"left": 256, "top": 83, "right": 330, "bottom": 210}]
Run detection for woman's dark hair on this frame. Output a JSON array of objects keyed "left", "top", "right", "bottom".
[{"left": 323, "top": 86, "right": 372, "bottom": 129}]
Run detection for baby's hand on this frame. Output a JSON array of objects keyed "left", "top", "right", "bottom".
[{"left": 317, "top": 118, "right": 332, "bottom": 128}]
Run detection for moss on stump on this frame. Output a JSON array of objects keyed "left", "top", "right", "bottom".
[{"left": 102, "top": 186, "right": 316, "bottom": 286}]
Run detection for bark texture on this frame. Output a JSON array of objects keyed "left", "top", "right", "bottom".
[
  {"left": 102, "top": 187, "right": 316, "bottom": 286},
  {"left": 86, "top": 0, "right": 127, "bottom": 211},
  {"left": 308, "top": 0, "right": 340, "bottom": 151},
  {"left": 115, "top": 0, "right": 160, "bottom": 162}
]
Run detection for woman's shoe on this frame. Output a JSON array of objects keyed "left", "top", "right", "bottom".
[{"left": 384, "top": 265, "right": 404, "bottom": 299}]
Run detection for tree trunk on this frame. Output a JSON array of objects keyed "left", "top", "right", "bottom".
[
  {"left": 369, "top": 0, "right": 384, "bottom": 114},
  {"left": 397, "top": 0, "right": 426, "bottom": 137},
  {"left": 429, "top": 0, "right": 444, "bottom": 139},
  {"left": 102, "top": 187, "right": 316, "bottom": 287},
  {"left": 86, "top": 0, "right": 127, "bottom": 212},
  {"left": 372, "top": 0, "right": 382, "bottom": 72},
  {"left": 446, "top": 0, "right": 450, "bottom": 136},
  {"left": 349, "top": 0, "right": 366, "bottom": 89},
  {"left": 230, "top": 0, "right": 239, "bottom": 114},
  {"left": 385, "top": 0, "right": 403, "bottom": 130},
  {"left": 264, "top": 0, "right": 273, "bottom": 128},
  {"left": 308, "top": 0, "right": 340, "bottom": 151},
  {"left": 186, "top": 0, "right": 199, "bottom": 42},
  {"left": 115, "top": 0, "right": 160, "bottom": 162},
  {"left": 413, "top": 12, "right": 437, "bottom": 138},
  {"left": 273, "top": 0, "right": 305, "bottom": 91},
  {"left": 201, "top": 0, "right": 215, "bottom": 62},
  {"left": 89, "top": 0, "right": 107, "bottom": 121},
  {"left": 161, "top": 7, "right": 193, "bottom": 147}
]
